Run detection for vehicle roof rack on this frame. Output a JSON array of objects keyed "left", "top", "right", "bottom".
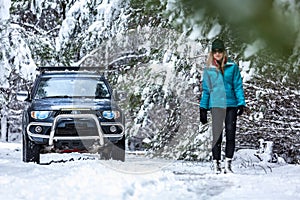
[{"left": 37, "top": 66, "right": 118, "bottom": 74}]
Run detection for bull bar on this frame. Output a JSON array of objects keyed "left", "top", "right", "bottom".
[{"left": 26, "top": 114, "right": 124, "bottom": 146}]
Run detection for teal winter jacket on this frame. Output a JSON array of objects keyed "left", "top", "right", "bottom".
[{"left": 200, "top": 60, "right": 246, "bottom": 109}]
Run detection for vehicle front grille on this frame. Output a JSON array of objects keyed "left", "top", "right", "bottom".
[
  {"left": 55, "top": 126, "right": 99, "bottom": 136},
  {"left": 54, "top": 110, "right": 100, "bottom": 117},
  {"left": 55, "top": 118, "right": 99, "bottom": 137}
]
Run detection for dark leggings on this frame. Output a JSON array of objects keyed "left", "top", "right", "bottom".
[{"left": 211, "top": 107, "right": 237, "bottom": 160}]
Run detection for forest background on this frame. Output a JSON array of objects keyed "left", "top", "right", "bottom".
[{"left": 0, "top": 0, "right": 299, "bottom": 163}]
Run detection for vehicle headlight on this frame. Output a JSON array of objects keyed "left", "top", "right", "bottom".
[
  {"left": 102, "top": 111, "right": 120, "bottom": 119},
  {"left": 31, "top": 111, "right": 51, "bottom": 119}
]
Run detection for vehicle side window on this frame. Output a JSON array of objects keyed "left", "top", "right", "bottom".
[
  {"left": 35, "top": 78, "right": 50, "bottom": 99},
  {"left": 95, "top": 82, "right": 110, "bottom": 98}
]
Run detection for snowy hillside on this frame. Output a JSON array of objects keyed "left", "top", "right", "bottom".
[{"left": 1, "top": 142, "right": 300, "bottom": 199}]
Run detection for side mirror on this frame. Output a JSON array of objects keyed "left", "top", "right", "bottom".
[{"left": 17, "top": 91, "right": 30, "bottom": 101}]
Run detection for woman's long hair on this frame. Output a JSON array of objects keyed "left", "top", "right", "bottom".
[{"left": 206, "top": 51, "right": 227, "bottom": 74}]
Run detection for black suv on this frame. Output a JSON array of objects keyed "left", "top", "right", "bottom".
[{"left": 22, "top": 67, "right": 125, "bottom": 163}]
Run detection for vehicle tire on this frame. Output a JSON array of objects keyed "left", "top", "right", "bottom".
[
  {"left": 111, "top": 136, "right": 125, "bottom": 162},
  {"left": 22, "top": 134, "right": 41, "bottom": 164},
  {"left": 99, "top": 145, "right": 112, "bottom": 160}
]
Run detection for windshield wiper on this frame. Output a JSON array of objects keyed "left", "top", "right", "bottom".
[{"left": 39, "top": 95, "right": 72, "bottom": 99}]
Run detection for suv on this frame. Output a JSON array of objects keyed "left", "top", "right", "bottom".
[{"left": 22, "top": 67, "right": 125, "bottom": 163}]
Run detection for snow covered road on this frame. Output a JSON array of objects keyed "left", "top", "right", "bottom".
[{"left": 1, "top": 142, "right": 300, "bottom": 200}]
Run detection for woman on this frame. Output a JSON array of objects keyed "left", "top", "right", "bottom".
[{"left": 199, "top": 39, "right": 246, "bottom": 174}]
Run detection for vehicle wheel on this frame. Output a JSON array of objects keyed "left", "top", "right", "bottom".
[
  {"left": 111, "top": 136, "right": 125, "bottom": 162},
  {"left": 22, "top": 134, "right": 41, "bottom": 164},
  {"left": 99, "top": 145, "right": 112, "bottom": 160}
]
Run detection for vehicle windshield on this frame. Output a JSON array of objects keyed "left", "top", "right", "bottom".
[{"left": 34, "top": 77, "right": 110, "bottom": 99}]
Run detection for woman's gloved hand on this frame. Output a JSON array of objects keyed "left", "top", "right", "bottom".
[
  {"left": 200, "top": 107, "right": 208, "bottom": 124},
  {"left": 237, "top": 105, "right": 245, "bottom": 116}
]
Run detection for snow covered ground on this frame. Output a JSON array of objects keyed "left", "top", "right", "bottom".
[{"left": 1, "top": 142, "right": 300, "bottom": 200}]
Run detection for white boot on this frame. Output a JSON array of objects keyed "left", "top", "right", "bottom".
[
  {"left": 224, "top": 158, "right": 234, "bottom": 174},
  {"left": 213, "top": 160, "right": 222, "bottom": 174}
]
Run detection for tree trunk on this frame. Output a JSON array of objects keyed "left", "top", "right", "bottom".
[{"left": 1, "top": 115, "right": 7, "bottom": 142}]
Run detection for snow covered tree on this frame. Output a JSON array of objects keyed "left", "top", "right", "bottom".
[
  {"left": 164, "top": 0, "right": 300, "bottom": 84},
  {"left": 0, "top": 0, "right": 36, "bottom": 141}
]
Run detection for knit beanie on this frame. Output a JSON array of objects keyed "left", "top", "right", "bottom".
[{"left": 212, "top": 39, "right": 225, "bottom": 51}]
